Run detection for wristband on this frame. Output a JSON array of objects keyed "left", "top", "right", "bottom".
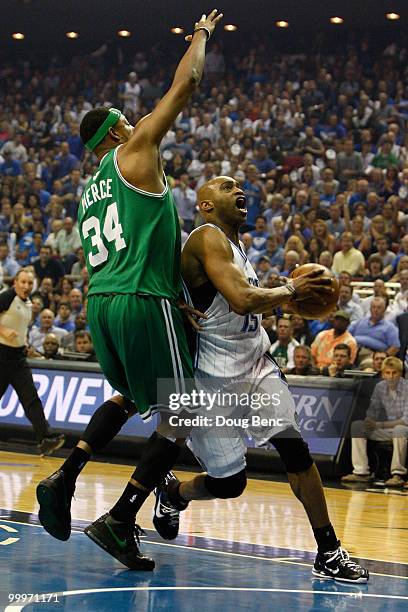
[{"left": 194, "top": 26, "right": 211, "bottom": 40}]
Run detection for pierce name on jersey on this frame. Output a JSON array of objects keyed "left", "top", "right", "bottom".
[
  {"left": 81, "top": 177, "right": 113, "bottom": 212},
  {"left": 78, "top": 145, "right": 181, "bottom": 300}
]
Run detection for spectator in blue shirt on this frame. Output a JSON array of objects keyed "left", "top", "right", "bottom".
[
  {"left": 0, "top": 242, "right": 20, "bottom": 279},
  {"left": 349, "top": 297, "right": 400, "bottom": 369},
  {"left": 67, "top": 123, "right": 84, "bottom": 160},
  {"left": 0, "top": 199, "right": 12, "bottom": 232},
  {"left": 16, "top": 224, "right": 34, "bottom": 266},
  {"left": 53, "top": 142, "right": 79, "bottom": 180},
  {"left": 163, "top": 128, "right": 193, "bottom": 161},
  {"left": 318, "top": 113, "right": 347, "bottom": 142},
  {"left": 257, "top": 234, "right": 285, "bottom": 270},
  {"left": 326, "top": 203, "right": 346, "bottom": 238},
  {"left": 31, "top": 178, "right": 51, "bottom": 209},
  {"left": 348, "top": 178, "right": 369, "bottom": 212},
  {"left": 249, "top": 216, "right": 269, "bottom": 251},
  {"left": 391, "top": 235, "right": 408, "bottom": 272},
  {"left": 0, "top": 151, "right": 22, "bottom": 176},
  {"left": 243, "top": 165, "right": 266, "bottom": 229},
  {"left": 27, "top": 232, "right": 44, "bottom": 264},
  {"left": 54, "top": 301, "right": 75, "bottom": 333},
  {"left": 254, "top": 143, "right": 276, "bottom": 178}
]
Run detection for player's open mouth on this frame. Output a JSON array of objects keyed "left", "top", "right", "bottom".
[{"left": 235, "top": 195, "right": 247, "bottom": 211}]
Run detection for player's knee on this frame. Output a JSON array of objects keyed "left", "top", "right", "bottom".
[
  {"left": 204, "top": 469, "right": 247, "bottom": 499},
  {"left": 275, "top": 436, "right": 314, "bottom": 473},
  {"left": 111, "top": 395, "right": 136, "bottom": 418}
]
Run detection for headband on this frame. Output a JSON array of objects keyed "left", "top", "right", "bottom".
[{"left": 85, "top": 108, "right": 122, "bottom": 151}]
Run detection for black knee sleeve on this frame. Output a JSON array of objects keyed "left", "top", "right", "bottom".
[
  {"left": 271, "top": 428, "right": 314, "bottom": 473},
  {"left": 133, "top": 431, "right": 181, "bottom": 490},
  {"left": 81, "top": 399, "right": 129, "bottom": 451},
  {"left": 204, "top": 469, "right": 247, "bottom": 499}
]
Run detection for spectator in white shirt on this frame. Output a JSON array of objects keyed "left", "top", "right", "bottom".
[
  {"left": 337, "top": 284, "right": 364, "bottom": 322},
  {"left": 55, "top": 217, "right": 81, "bottom": 272},
  {"left": 29, "top": 309, "right": 68, "bottom": 352},
  {"left": 2, "top": 133, "right": 28, "bottom": 163},
  {"left": 361, "top": 279, "right": 389, "bottom": 316},
  {"left": 195, "top": 113, "right": 219, "bottom": 144},
  {"left": 172, "top": 174, "right": 197, "bottom": 233},
  {"left": 388, "top": 270, "right": 408, "bottom": 320},
  {"left": 269, "top": 318, "right": 300, "bottom": 371},
  {"left": 45, "top": 219, "right": 63, "bottom": 252}
]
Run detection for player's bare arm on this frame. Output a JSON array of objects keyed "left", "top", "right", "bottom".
[
  {"left": 182, "top": 226, "right": 332, "bottom": 315},
  {"left": 117, "top": 10, "right": 223, "bottom": 193}
]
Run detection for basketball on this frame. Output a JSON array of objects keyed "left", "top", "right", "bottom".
[{"left": 289, "top": 263, "right": 339, "bottom": 320}]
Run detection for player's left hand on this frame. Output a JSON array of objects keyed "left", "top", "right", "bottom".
[
  {"left": 177, "top": 298, "right": 207, "bottom": 331},
  {"left": 185, "top": 9, "right": 224, "bottom": 42}
]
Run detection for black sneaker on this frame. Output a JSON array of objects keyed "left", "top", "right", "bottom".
[
  {"left": 312, "top": 544, "right": 369, "bottom": 583},
  {"left": 37, "top": 434, "right": 66, "bottom": 456},
  {"left": 84, "top": 513, "right": 155, "bottom": 571},
  {"left": 36, "top": 469, "right": 75, "bottom": 541},
  {"left": 153, "top": 472, "right": 188, "bottom": 540}
]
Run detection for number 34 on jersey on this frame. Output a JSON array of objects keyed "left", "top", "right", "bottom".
[{"left": 81, "top": 202, "right": 126, "bottom": 268}]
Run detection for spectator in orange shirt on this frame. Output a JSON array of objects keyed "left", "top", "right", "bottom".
[{"left": 311, "top": 311, "right": 358, "bottom": 370}]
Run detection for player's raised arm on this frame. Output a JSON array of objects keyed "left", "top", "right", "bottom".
[
  {"left": 127, "top": 10, "right": 222, "bottom": 149},
  {"left": 182, "top": 227, "right": 332, "bottom": 315}
]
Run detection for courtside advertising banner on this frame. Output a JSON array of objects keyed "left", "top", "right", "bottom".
[{"left": 0, "top": 366, "right": 357, "bottom": 456}]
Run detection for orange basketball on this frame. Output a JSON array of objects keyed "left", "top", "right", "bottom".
[{"left": 289, "top": 263, "right": 339, "bottom": 320}]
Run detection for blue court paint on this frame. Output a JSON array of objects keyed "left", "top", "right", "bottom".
[{"left": 0, "top": 512, "right": 407, "bottom": 611}]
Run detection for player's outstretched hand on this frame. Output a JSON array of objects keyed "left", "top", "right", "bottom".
[
  {"left": 177, "top": 298, "right": 207, "bottom": 331},
  {"left": 185, "top": 9, "right": 223, "bottom": 42}
]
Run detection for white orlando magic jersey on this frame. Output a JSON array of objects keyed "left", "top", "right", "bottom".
[{"left": 186, "top": 223, "right": 271, "bottom": 378}]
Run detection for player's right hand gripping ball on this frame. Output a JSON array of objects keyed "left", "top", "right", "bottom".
[{"left": 290, "top": 263, "right": 339, "bottom": 319}]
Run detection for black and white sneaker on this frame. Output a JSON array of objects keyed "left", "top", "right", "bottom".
[
  {"left": 313, "top": 544, "right": 369, "bottom": 583},
  {"left": 152, "top": 472, "right": 188, "bottom": 540}
]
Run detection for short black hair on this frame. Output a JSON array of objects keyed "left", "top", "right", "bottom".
[{"left": 80, "top": 108, "right": 110, "bottom": 146}]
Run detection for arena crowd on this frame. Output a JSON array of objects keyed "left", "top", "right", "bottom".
[{"left": 0, "top": 36, "right": 407, "bottom": 372}]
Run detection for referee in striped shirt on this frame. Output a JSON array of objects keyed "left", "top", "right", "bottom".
[{"left": 0, "top": 268, "right": 65, "bottom": 455}]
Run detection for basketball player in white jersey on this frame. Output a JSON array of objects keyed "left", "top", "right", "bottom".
[
  {"left": 157, "top": 175, "right": 367, "bottom": 583},
  {"left": 37, "top": 172, "right": 368, "bottom": 581}
]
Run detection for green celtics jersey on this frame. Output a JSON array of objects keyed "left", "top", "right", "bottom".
[{"left": 78, "top": 147, "right": 181, "bottom": 300}]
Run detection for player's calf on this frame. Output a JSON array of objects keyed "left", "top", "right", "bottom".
[{"left": 152, "top": 469, "right": 247, "bottom": 541}]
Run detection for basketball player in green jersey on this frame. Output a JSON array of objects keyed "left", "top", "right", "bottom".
[{"left": 36, "top": 10, "right": 223, "bottom": 570}]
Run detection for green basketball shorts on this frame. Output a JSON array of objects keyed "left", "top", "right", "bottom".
[{"left": 87, "top": 294, "right": 194, "bottom": 420}]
